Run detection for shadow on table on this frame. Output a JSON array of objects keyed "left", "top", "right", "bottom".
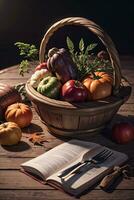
[
  {"left": 76, "top": 176, "right": 124, "bottom": 198},
  {"left": 22, "top": 123, "right": 43, "bottom": 134},
  {"left": 1, "top": 141, "right": 30, "bottom": 152},
  {"left": 48, "top": 113, "right": 134, "bottom": 141}
]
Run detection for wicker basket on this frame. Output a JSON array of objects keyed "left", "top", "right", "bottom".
[{"left": 26, "top": 17, "right": 131, "bottom": 137}]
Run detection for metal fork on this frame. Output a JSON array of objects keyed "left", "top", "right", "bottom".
[{"left": 58, "top": 149, "right": 113, "bottom": 179}]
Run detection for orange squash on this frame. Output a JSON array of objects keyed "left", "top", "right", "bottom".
[
  {"left": 0, "top": 122, "right": 22, "bottom": 145},
  {"left": 5, "top": 103, "right": 33, "bottom": 128},
  {"left": 82, "top": 72, "right": 113, "bottom": 100}
]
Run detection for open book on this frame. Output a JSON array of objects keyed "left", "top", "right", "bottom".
[{"left": 21, "top": 139, "right": 128, "bottom": 196}]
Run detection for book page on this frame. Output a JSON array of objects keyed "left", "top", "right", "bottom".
[
  {"left": 21, "top": 139, "right": 99, "bottom": 180},
  {"left": 47, "top": 147, "right": 128, "bottom": 196}
]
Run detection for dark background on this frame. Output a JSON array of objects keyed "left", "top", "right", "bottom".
[{"left": 0, "top": 0, "right": 134, "bottom": 69}]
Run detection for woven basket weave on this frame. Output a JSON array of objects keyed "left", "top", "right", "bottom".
[{"left": 26, "top": 17, "right": 131, "bottom": 137}]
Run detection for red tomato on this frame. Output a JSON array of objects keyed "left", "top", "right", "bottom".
[
  {"left": 112, "top": 122, "right": 134, "bottom": 144},
  {"left": 35, "top": 62, "right": 48, "bottom": 71},
  {"left": 61, "top": 80, "right": 88, "bottom": 102}
]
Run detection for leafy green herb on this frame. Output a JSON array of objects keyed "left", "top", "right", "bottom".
[
  {"left": 15, "top": 42, "right": 38, "bottom": 60},
  {"left": 19, "top": 60, "right": 29, "bottom": 76},
  {"left": 66, "top": 37, "right": 112, "bottom": 80},
  {"left": 79, "top": 38, "right": 84, "bottom": 52},
  {"left": 15, "top": 42, "right": 38, "bottom": 76},
  {"left": 66, "top": 36, "right": 74, "bottom": 54},
  {"left": 85, "top": 43, "right": 97, "bottom": 53}
]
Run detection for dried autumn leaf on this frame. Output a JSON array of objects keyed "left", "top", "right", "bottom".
[{"left": 28, "top": 133, "right": 48, "bottom": 146}]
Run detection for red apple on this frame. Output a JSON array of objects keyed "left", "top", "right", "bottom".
[
  {"left": 62, "top": 80, "right": 88, "bottom": 102},
  {"left": 35, "top": 62, "right": 48, "bottom": 71},
  {"left": 112, "top": 122, "right": 134, "bottom": 144}
]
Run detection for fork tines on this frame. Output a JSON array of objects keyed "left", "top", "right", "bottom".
[{"left": 96, "top": 149, "right": 113, "bottom": 161}]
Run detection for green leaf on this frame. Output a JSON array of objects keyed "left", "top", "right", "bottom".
[
  {"left": 85, "top": 43, "right": 97, "bottom": 54},
  {"left": 15, "top": 42, "right": 38, "bottom": 60},
  {"left": 66, "top": 37, "right": 74, "bottom": 53},
  {"left": 19, "top": 60, "right": 30, "bottom": 76},
  {"left": 15, "top": 42, "right": 39, "bottom": 76},
  {"left": 66, "top": 36, "right": 113, "bottom": 80},
  {"left": 79, "top": 38, "right": 84, "bottom": 52}
]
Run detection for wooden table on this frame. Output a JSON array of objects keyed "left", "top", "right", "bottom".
[{"left": 0, "top": 57, "right": 134, "bottom": 200}]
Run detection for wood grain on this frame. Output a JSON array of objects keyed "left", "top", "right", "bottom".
[
  {"left": 0, "top": 57, "right": 134, "bottom": 200},
  {"left": 0, "top": 190, "right": 134, "bottom": 200},
  {"left": 0, "top": 169, "right": 133, "bottom": 190},
  {"left": 0, "top": 170, "right": 51, "bottom": 189}
]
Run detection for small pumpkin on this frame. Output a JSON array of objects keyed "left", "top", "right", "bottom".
[
  {"left": 0, "top": 122, "right": 22, "bottom": 145},
  {"left": 82, "top": 72, "right": 113, "bottom": 100},
  {"left": 5, "top": 103, "right": 33, "bottom": 128},
  {"left": 30, "top": 68, "right": 52, "bottom": 88},
  {"left": 47, "top": 48, "right": 78, "bottom": 83},
  {"left": 0, "top": 83, "right": 22, "bottom": 119}
]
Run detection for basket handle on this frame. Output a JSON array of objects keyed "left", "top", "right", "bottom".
[{"left": 39, "top": 17, "right": 122, "bottom": 94}]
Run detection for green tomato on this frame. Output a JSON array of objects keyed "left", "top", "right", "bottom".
[{"left": 37, "top": 76, "right": 61, "bottom": 99}]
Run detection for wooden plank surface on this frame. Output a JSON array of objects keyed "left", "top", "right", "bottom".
[
  {"left": 0, "top": 57, "right": 134, "bottom": 200},
  {"left": 0, "top": 190, "right": 134, "bottom": 200},
  {"left": 0, "top": 170, "right": 52, "bottom": 189},
  {"left": 0, "top": 169, "right": 134, "bottom": 190}
]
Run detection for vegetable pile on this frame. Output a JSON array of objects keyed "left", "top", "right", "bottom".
[
  {"left": 0, "top": 83, "right": 33, "bottom": 146},
  {"left": 0, "top": 38, "right": 132, "bottom": 146},
  {"left": 29, "top": 37, "right": 113, "bottom": 102}
]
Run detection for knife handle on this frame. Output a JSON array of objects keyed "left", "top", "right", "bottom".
[
  {"left": 58, "top": 161, "right": 82, "bottom": 178},
  {"left": 100, "top": 170, "right": 121, "bottom": 189}
]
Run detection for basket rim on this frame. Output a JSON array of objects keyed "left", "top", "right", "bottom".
[{"left": 26, "top": 79, "right": 131, "bottom": 111}]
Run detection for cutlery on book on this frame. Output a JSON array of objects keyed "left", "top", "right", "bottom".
[{"left": 58, "top": 149, "right": 113, "bottom": 179}]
